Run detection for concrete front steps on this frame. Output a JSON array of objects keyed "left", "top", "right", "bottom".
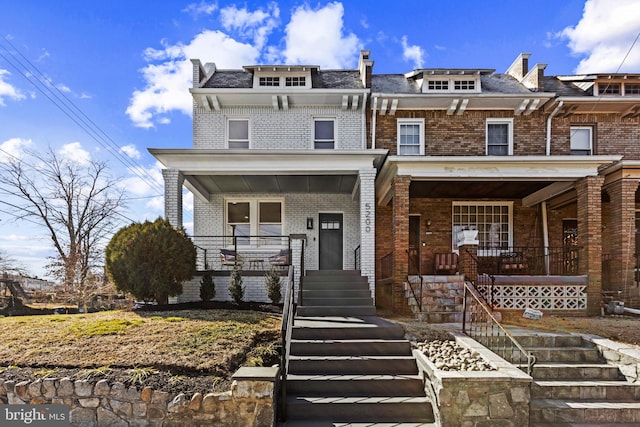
[
  {"left": 282, "top": 271, "right": 435, "bottom": 425},
  {"left": 297, "top": 270, "right": 376, "bottom": 317},
  {"left": 404, "top": 275, "right": 464, "bottom": 323},
  {"left": 506, "top": 333, "right": 640, "bottom": 425}
]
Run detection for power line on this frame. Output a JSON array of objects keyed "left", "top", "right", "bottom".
[{"left": 0, "top": 36, "right": 166, "bottom": 196}]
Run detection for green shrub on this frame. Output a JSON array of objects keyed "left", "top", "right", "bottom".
[
  {"left": 200, "top": 271, "right": 215, "bottom": 301},
  {"left": 228, "top": 265, "right": 244, "bottom": 304},
  {"left": 264, "top": 265, "right": 282, "bottom": 304}
]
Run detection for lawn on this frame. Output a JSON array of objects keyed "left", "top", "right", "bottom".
[{"left": 0, "top": 309, "right": 281, "bottom": 396}]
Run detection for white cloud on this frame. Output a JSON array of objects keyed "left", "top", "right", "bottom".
[
  {"left": 120, "top": 144, "right": 141, "bottom": 159},
  {"left": 56, "top": 83, "right": 71, "bottom": 93},
  {"left": 58, "top": 142, "right": 91, "bottom": 165},
  {"left": 401, "top": 36, "right": 425, "bottom": 69},
  {"left": 183, "top": 1, "right": 218, "bottom": 17},
  {"left": 119, "top": 162, "right": 164, "bottom": 198},
  {"left": 0, "top": 70, "right": 25, "bottom": 106},
  {"left": 127, "top": 30, "right": 260, "bottom": 128},
  {"left": 560, "top": 0, "right": 640, "bottom": 73},
  {"left": 0, "top": 137, "right": 32, "bottom": 163},
  {"left": 220, "top": 3, "right": 279, "bottom": 49},
  {"left": 283, "top": 2, "right": 361, "bottom": 68}
]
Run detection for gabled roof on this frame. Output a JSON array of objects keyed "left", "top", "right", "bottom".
[
  {"left": 371, "top": 72, "right": 534, "bottom": 95},
  {"left": 201, "top": 68, "right": 364, "bottom": 90}
]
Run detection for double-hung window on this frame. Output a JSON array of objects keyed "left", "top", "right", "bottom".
[
  {"left": 452, "top": 202, "right": 512, "bottom": 254},
  {"left": 226, "top": 199, "right": 283, "bottom": 246},
  {"left": 314, "top": 119, "right": 335, "bottom": 149},
  {"left": 486, "top": 118, "right": 513, "bottom": 156},
  {"left": 228, "top": 119, "right": 249, "bottom": 149},
  {"left": 397, "top": 119, "right": 424, "bottom": 155},
  {"left": 570, "top": 126, "right": 592, "bottom": 155}
]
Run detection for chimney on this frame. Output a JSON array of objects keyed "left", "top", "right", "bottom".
[
  {"left": 358, "top": 50, "right": 374, "bottom": 88},
  {"left": 190, "top": 59, "right": 216, "bottom": 88},
  {"left": 506, "top": 53, "right": 531, "bottom": 82},
  {"left": 522, "top": 63, "right": 547, "bottom": 91}
]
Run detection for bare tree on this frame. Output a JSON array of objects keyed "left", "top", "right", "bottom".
[
  {"left": 0, "top": 147, "right": 126, "bottom": 310},
  {"left": 0, "top": 249, "right": 24, "bottom": 274}
]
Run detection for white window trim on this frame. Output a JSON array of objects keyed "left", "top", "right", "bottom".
[
  {"left": 313, "top": 117, "right": 337, "bottom": 149},
  {"left": 224, "top": 198, "right": 285, "bottom": 249},
  {"left": 570, "top": 126, "right": 593, "bottom": 155},
  {"left": 397, "top": 118, "right": 425, "bottom": 156},
  {"left": 486, "top": 118, "right": 514, "bottom": 156},
  {"left": 422, "top": 76, "right": 481, "bottom": 93},
  {"left": 254, "top": 73, "right": 311, "bottom": 89},
  {"left": 452, "top": 201, "right": 513, "bottom": 256},
  {"left": 226, "top": 117, "right": 250, "bottom": 149}
]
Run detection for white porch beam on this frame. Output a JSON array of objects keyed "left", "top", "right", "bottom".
[
  {"left": 351, "top": 95, "right": 359, "bottom": 110},
  {"left": 522, "top": 181, "right": 575, "bottom": 207},
  {"left": 184, "top": 176, "right": 212, "bottom": 203},
  {"left": 447, "top": 99, "right": 459, "bottom": 115},
  {"left": 281, "top": 95, "right": 289, "bottom": 110},
  {"left": 380, "top": 99, "right": 388, "bottom": 115},
  {"left": 342, "top": 95, "right": 349, "bottom": 110},
  {"left": 272, "top": 95, "right": 280, "bottom": 110},
  {"left": 525, "top": 98, "right": 541, "bottom": 115},
  {"left": 515, "top": 99, "right": 530, "bottom": 115},
  {"left": 622, "top": 104, "right": 640, "bottom": 118},
  {"left": 456, "top": 99, "right": 468, "bottom": 115}
]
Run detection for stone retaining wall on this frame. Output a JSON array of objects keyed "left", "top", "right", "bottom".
[
  {"left": 0, "top": 366, "right": 278, "bottom": 427},
  {"left": 415, "top": 332, "right": 531, "bottom": 427},
  {"left": 582, "top": 333, "right": 640, "bottom": 382}
]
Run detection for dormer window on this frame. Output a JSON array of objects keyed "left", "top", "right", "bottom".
[
  {"left": 286, "top": 76, "right": 306, "bottom": 87},
  {"left": 626, "top": 84, "right": 640, "bottom": 95},
  {"left": 599, "top": 83, "right": 620, "bottom": 95},
  {"left": 422, "top": 76, "right": 481, "bottom": 93},
  {"left": 259, "top": 76, "right": 280, "bottom": 87}
]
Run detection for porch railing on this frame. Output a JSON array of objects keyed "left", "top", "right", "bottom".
[
  {"left": 354, "top": 245, "right": 361, "bottom": 270},
  {"left": 379, "top": 251, "right": 393, "bottom": 280},
  {"left": 190, "top": 235, "right": 291, "bottom": 271},
  {"left": 406, "top": 248, "right": 423, "bottom": 312},
  {"left": 462, "top": 280, "right": 536, "bottom": 375},
  {"left": 476, "top": 245, "right": 580, "bottom": 276},
  {"left": 278, "top": 263, "right": 295, "bottom": 421}
]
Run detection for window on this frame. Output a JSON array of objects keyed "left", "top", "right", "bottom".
[
  {"left": 285, "top": 76, "right": 306, "bottom": 87},
  {"left": 486, "top": 119, "right": 513, "bottom": 156},
  {"left": 452, "top": 202, "right": 512, "bottom": 254},
  {"left": 226, "top": 199, "right": 283, "bottom": 246},
  {"left": 259, "top": 76, "right": 280, "bottom": 86},
  {"left": 397, "top": 119, "right": 424, "bottom": 155},
  {"left": 228, "top": 119, "right": 249, "bottom": 149},
  {"left": 626, "top": 84, "right": 640, "bottom": 95},
  {"left": 599, "top": 83, "right": 621, "bottom": 95},
  {"left": 454, "top": 80, "right": 475, "bottom": 90},
  {"left": 314, "top": 119, "right": 335, "bottom": 149},
  {"left": 427, "top": 80, "right": 449, "bottom": 90},
  {"left": 570, "top": 126, "right": 592, "bottom": 155}
]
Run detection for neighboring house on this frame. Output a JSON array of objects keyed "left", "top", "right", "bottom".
[
  {"left": 150, "top": 51, "right": 385, "bottom": 303},
  {"left": 372, "top": 53, "right": 640, "bottom": 315},
  {"left": 152, "top": 50, "right": 640, "bottom": 314}
]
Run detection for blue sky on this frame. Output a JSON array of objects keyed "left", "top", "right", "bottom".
[{"left": 1, "top": 0, "right": 639, "bottom": 279}]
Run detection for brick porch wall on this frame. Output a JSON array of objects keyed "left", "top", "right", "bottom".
[{"left": 392, "top": 176, "right": 411, "bottom": 313}]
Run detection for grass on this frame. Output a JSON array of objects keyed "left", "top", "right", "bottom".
[{"left": 0, "top": 309, "right": 281, "bottom": 372}]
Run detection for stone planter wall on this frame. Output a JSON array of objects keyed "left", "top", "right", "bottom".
[
  {"left": 0, "top": 366, "right": 278, "bottom": 427},
  {"left": 415, "top": 333, "right": 531, "bottom": 427}
]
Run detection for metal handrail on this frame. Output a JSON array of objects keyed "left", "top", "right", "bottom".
[
  {"left": 354, "top": 245, "right": 361, "bottom": 270},
  {"left": 462, "top": 281, "right": 536, "bottom": 375},
  {"left": 279, "top": 263, "right": 296, "bottom": 421},
  {"left": 406, "top": 249, "right": 423, "bottom": 312}
]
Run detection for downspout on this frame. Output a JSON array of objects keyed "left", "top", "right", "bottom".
[
  {"left": 546, "top": 100, "right": 563, "bottom": 156},
  {"left": 371, "top": 96, "right": 378, "bottom": 149},
  {"left": 541, "top": 201, "right": 550, "bottom": 275}
]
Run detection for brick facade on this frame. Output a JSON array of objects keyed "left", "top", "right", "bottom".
[{"left": 391, "top": 176, "right": 411, "bottom": 313}]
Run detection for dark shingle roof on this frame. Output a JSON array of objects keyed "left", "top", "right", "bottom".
[
  {"left": 542, "top": 77, "right": 592, "bottom": 96},
  {"left": 202, "top": 69, "right": 364, "bottom": 90},
  {"left": 372, "top": 73, "right": 534, "bottom": 95}
]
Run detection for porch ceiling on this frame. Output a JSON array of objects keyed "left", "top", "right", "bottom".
[
  {"left": 186, "top": 174, "right": 358, "bottom": 194},
  {"left": 410, "top": 180, "right": 551, "bottom": 199}
]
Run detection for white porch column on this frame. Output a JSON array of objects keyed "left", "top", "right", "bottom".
[
  {"left": 359, "top": 167, "right": 376, "bottom": 298},
  {"left": 162, "top": 169, "right": 185, "bottom": 228}
]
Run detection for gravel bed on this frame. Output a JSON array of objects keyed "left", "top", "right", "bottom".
[{"left": 416, "top": 340, "right": 495, "bottom": 371}]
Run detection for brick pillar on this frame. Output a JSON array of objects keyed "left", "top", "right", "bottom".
[
  {"left": 459, "top": 244, "right": 478, "bottom": 282},
  {"left": 605, "top": 179, "right": 639, "bottom": 301},
  {"left": 392, "top": 176, "right": 411, "bottom": 313},
  {"left": 162, "top": 169, "right": 185, "bottom": 228},
  {"left": 576, "top": 176, "right": 605, "bottom": 315},
  {"left": 359, "top": 168, "right": 376, "bottom": 299}
]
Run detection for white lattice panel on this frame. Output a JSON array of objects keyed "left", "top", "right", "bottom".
[{"left": 489, "top": 285, "right": 586, "bottom": 310}]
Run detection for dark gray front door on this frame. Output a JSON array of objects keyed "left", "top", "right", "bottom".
[{"left": 319, "top": 213, "right": 343, "bottom": 270}]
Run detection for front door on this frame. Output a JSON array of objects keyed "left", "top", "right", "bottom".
[{"left": 319, "top": 213, "right": 343, "bottom": 270}]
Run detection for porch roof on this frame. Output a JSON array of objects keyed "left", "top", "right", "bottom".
[
  {"left": 376, "top": 155, "right": 621, "bottom": 206},
  {"left": 149, "top": 149, "right": 388, "bottom": 202}
]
